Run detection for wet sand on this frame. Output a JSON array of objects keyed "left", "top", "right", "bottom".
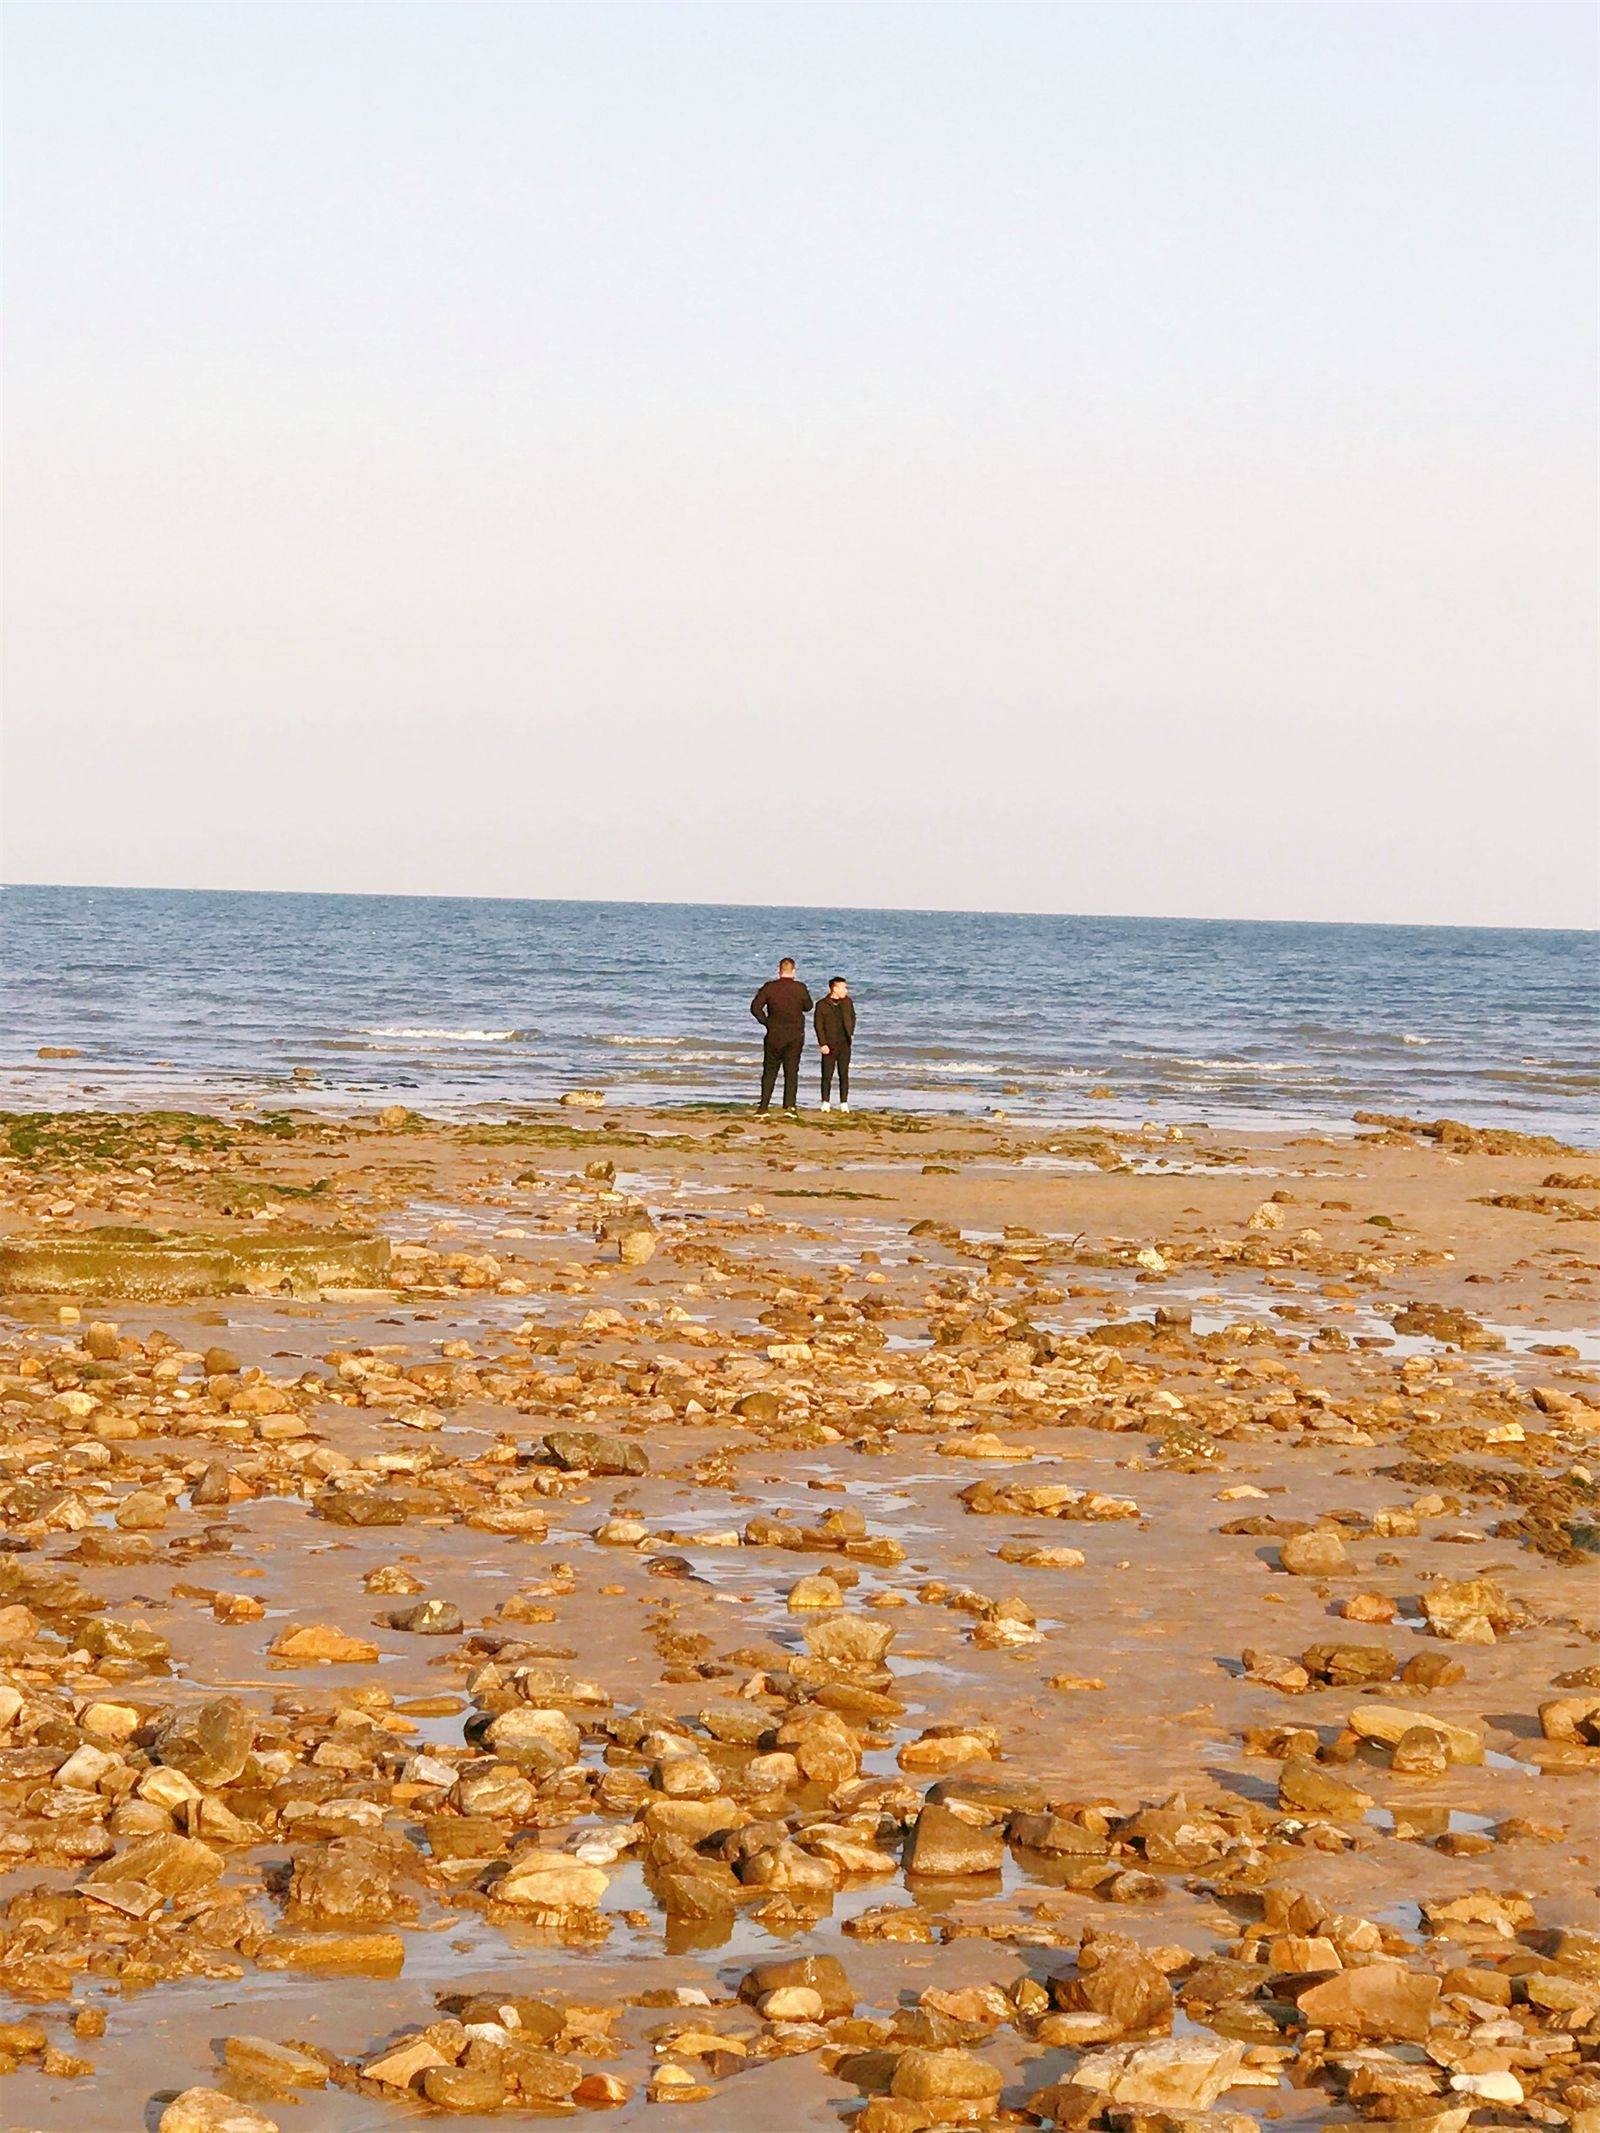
[{"left": 0, "top": 1101, "right": 1595, "bottom": 2130}]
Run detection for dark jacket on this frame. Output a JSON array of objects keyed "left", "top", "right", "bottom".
[
  {"left": 751, "top": 977, "right": 813, "bottom": 1045},
  {"left": 814, "top": 995, "right": 856, "bottom": 1051}
]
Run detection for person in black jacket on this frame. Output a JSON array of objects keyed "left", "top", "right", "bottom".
[
  {"left": 750, "top": 958, "right": 813, "bottom": 1111},
  {"left": 814, "top": 976, "right": 856, "bottom": 1112}
]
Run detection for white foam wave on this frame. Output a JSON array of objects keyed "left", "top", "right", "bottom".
[{"left": 361, "top": 1026, "right": 521, "bottom": 1044}]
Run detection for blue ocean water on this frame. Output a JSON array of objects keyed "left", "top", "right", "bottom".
[{"left": 2, "top": 886, "right": 1596, "bottom": 1142}]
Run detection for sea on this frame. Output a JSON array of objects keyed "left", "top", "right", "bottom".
[{"left": 3, "top": 886, "right": 1596, "bottom": 1144}]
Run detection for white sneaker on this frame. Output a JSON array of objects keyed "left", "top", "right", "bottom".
[
  {"left": 839, "top": 1102, "right": 851, "bottom": 1113},
  {"left": 822, "top": 1099, "right": 834, "bottom": 1112}
]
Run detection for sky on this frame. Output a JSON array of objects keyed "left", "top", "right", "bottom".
[{"left": 3, "top": 2, "right": 1596, "bottom": 928}]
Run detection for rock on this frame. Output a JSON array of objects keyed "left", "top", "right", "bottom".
[
  {"left": 256, "top": 1930, "right": 406, "bottom": 1975},
  {"left": 541, "top": 1430, "right": 648, "bottom": 1476},
  {"left": 159, "top": 2091, "right": 280, "bottom": 2133},
  {"left": 1280, "top": 1528, "right": 1347, "bottom": 1576},
  {"left": 0, "top": 1227, "right": 389, "bottom": 1299},
  {"left": 617, "top": 1223, "right": 657, "bottom": 1267},
  {"left": 739, "top": 1956, "right": 855, "bottom": 2019},
  {"left": 1391, "top": 1725, "right": 1449, "bottom": 1777},
  {"left": 890, "top": 2046, "right": 1002, "bottom": 2104},
  {"left": 1295, "top": 1962, "right": 1440, "bottom": 2040},
  {"left": 386, "top": 1599, "right": 463, "bottom": 1636},
  {"left": 804, "top": 1615, "right": 895, "bottom": 1671},
  {"left": 192, "top": 1459, "right": 234, "bottom": 1505},
  {"left": 1067, "top": 2037, "right": 1247, "bottom": 2111},
  {"left": 288, "top": 1840, "right": 408, "bottom": 1924},
  {"left": 758, "top": 1985, "right": 825, "bottom": 2020},
  {"left": 1422, "top": 1577, "right": 1518, "bottom": 1644},
  {"left": 906, "top": 1803, "right": 1004, "bottom": 1877},
  {"left": 1055, "top": 1945, "right": 1174, "bottom": 2036},
  {"left": 150, "top": 1698, "right": 254, "bottom": 1787},
  {"left": 364, "top": 2036, "right": 448, "bottom": 2087},
  {"left": 1299, "top": 1642, "right": 1396, "bottom": 1688},
  {"left": 1451, "top": 2071, "right": 1523, "bottom": 2105},
  {"left": 560, "top": 1089, "right": 606, "bottom": 1109},
  {"left": 497, "top": 1851, "right": 609, "bottom": 1912},
  {"left": 219, "top": 2037, "right": 328, "bottom": 2091},
  {"left": 485, "top": 1707, "right": 580, "bottom": 1760},
  {"left": 422, "top": 2064, "right": 510, "bottom": 2109},
  {"left": 268, "top": 1624, "right": 379, "bottom": 1666},
  {"left": 774, "top": 1705, "right": 861, "bottom": 1787},
  {"left": 1392, "top": 1301, "right": 1503, "bottom": 1350},
  {"left": 573, "top": 2074, "right": 630, "bottom": 2107},
  {"left": 87, "top": 1832, "right": 223, "bottom": 1902},
  {"left": 314, "top": 1488, "right": 411, "bottom": 1527},
  {"left": 1278, "top": 1757, "right": 1373, "bottom": 1820},
  {"left": 898, "top": 1726, "right": 998, "bottom": 1774},
  {"left": 1348, "top": 1703, "right": 1482, "bottom": 1765},
  {"left": 1540, "top": 1694, "right": 1600, "bottom": 1743}
]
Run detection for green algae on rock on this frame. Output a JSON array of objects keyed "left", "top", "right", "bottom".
[{"left": 0, "top": 1225, "right": 390, "bottom": 1299}]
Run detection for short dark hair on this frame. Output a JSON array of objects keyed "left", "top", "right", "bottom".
[
  {"left": 778, "top": 957, "right": 796, "bottom": 972},
  {"left": 829, "top": 975, "right": 847, "bottom": 988}
]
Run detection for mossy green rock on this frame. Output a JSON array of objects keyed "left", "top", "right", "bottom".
[{"left": 0, "top": 1226, "right": 390, "bottom": 1299}]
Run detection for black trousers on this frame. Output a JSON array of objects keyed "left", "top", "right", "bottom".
[
  {"left": 759, "top": 1037, "right": 803, "bottom": 1109},
  {"left": 821, "top": 1043, "right": 851, "bottom": 1102}
]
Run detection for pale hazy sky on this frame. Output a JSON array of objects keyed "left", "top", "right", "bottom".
[{"left": 4, "top": 2, "right": 1596, "bottom": 926}]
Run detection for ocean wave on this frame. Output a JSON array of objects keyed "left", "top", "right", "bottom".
[
  {"left": 1162, "top": 1056, "right": 1321, "bottom": 1077},
  {"left": 360, "top": 1026, "right": 529, "bottom": 1044}
]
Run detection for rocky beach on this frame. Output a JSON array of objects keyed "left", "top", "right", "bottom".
[{"left": 0, "top": 1097, "right": 1595, "bottom": 2132}]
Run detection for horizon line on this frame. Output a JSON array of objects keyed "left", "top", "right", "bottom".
[{"left": 5, "top": 879, "right": 1596, "bottom": 939}]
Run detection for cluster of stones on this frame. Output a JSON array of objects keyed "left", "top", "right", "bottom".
[{"left": 0, "top": 1104, "right": 1596, "bottom": 2127}]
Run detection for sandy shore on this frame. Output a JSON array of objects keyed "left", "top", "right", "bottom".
[{"left": 0, "top": 1100, "right": 1596, "bottom": 2131}]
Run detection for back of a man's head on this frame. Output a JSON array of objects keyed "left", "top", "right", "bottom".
[{"left": 778, "top": 958, "right": 796, "bottom": 975}]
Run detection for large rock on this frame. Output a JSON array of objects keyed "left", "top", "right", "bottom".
[
  {"left": 1280, "top": 1528, "right": 1348, "bottom": 1576},
  {"left": 87, "top": 1832, "right": 222, "bottom": 1903},
  {"left": 268, "top": 1623, "right": 379, "bottom": 1666},
  {"left": 287, "top": 1840, "right": 408, "bottom": 1925},
  {"left": 219, "top": 2037, "right": 327, "bottom": 2091},
  {"left": 1055, "top": 1946, "right": 1174, "bottom": 2036},
  {"left": 497, "top": 1851, "right": 609, "bottom": 1912},
  {"left": 1539, "top": 1695, "right": 1600, "bottom": 1743},
  {"left": 1066, "top": 2037, "right": 1247, "bottom": 2111},
  {"left": 739, "top": 1955, "right": 855, "bottom": 2019},
  {"left": 890, "top": 2047, "right": 1002, "bottom": 2104},
  {"left": 1348, "top": 1703, "right": 1482, "bottom": 1766},
  {"left": 1296, "top": 1962, "right": 1440, "bottom": 2041},
  {"left": 150, "top": 1699, "right": 254, "bottom": 1787},
  {"left": 0, "top": 1227, "right": 389, "bottom": 1300},
  {"left": 485, "top": 1706, "right": 581, "bottom": 1761},
  {"left": 1422, "top": 1577, "right": 1517, "bottom": 1644},
  {"left": 1278, "top": 1757, "right": 1373, "bottom": 1820},
  {"left": 541, "top": 1431, "right": 648, "bottom": 1476},
  {"left": 905, "top": 1803, "right": 1004, "bottom": 1877},
  {"left": 804, "top": 1615, "right": 896, "bottom": 1671}
]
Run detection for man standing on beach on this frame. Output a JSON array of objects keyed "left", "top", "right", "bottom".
[
  {"left": 814, "top": 975, "right": 856, "bottom": 1112},
  {"left": 750, "top": 957, "right": 813, "bottom": 1112}
]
